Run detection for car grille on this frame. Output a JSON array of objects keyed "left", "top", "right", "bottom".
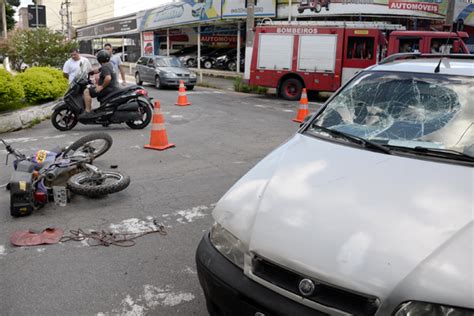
[
  {"left": 252, "top": 256, "right": 380, "bottom": 316},
  {"left": 176, "top": 74, "right": 190, "bottom": 77}
]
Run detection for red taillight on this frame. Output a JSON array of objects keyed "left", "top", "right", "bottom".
[
  {"left": 136, "top": 89, "right": 148, "bottom": 96},
  {"left": 34, "top": 191, "right": 48, "bottom": 204}
]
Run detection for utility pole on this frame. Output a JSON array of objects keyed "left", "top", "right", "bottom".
[
  {"left": 445, "top": 0, "right": 455, "bottom": 28},
  {"left": 65, "top": 0, "right": 71, "bottom": 40},
  {"left": 60, "top": 2, "right": 65, "bottom": 35},
  {"left": 244, "top": 0, "right": 255, "bottom": 80},
  {"left": 35, "top": 1, "right": 39, "bottom": 28},
  {"left": 1, "top": 0, "right": 7, "bottom": 40}
]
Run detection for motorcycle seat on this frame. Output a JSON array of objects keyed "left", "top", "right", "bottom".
[{"left": 100, "top": 86, "right": 141, "bottom": 104}]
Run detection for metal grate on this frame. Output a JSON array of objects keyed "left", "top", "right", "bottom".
[{"left": 252, "top": 256, "right": 380, "bottom": 316}]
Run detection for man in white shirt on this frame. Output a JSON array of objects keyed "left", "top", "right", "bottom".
[
  {"left": 104, "top": 43, "right": 126, "bottom": 86},
  {"left": 62, "top": 48, "right": 92, "bottom": 84}
]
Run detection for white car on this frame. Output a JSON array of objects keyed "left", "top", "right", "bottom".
[{"left": 196, "top": 55, "right": 474, "bottom": 316}]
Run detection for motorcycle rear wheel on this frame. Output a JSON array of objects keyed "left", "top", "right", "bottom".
[
  {"left": 125, "top": 100, "right": 153, "bottom": 129},
  {"left": 64, "top": 132, "right": 113, "bottom": 159},
  {"left": 68, "top": 170, "right": 130, "bottom": 197}
]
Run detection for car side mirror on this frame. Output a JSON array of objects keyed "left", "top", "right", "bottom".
[
  {"left": 300, "top": 115, "right": 312, "bottom": 127},
  {"left": 453, "top": 40, "right": 461, "bottom": 53}
]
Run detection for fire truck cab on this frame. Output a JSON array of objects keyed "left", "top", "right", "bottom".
[{"left": 249, "top": 22, "right": 470, "bottom": 100}]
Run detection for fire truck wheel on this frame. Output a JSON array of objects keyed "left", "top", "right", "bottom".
[{"left": 281, "top": 78, "right": 303, "bottom": 101}]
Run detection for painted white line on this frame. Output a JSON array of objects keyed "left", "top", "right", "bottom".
[
  {"left": 171, "top": 115, "right": 184, "bottom": 119},
  {"left": 254, "top": 104, "right": 267, "bottom": 108},
  {"left": 0, "top": 184, "right": 7, "bottom": 189},
  {"left": 282, "top": 109, "right": 294, "bottom": 113},
  {"left": 0, "top": 245, "right": 6, "bottom": 256}
]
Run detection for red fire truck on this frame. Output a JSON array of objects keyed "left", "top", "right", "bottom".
[{"left": 249, "top": 21, "right": 470, "bottom": 100}]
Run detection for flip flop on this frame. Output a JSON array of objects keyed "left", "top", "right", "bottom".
[{"left": 10, "top": 228, "right": 64, "bottom": 247}]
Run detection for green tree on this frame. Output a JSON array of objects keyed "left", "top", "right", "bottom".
[
  {"left": 1, "top": 28, "right": 77, "bottom": 70},
  {"left": 5, "top": 3, "right": 15, "bottom": 30}
]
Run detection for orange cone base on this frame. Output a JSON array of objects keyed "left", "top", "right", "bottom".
[
  {"left": 292, "top": 118, "right": 304, "bottom": 123},
  {"left": 144, "top": 143, "right": 175, "bottom": 151},
  {"left": 175, "top": 102, "right": 191, "bottom": 106}
]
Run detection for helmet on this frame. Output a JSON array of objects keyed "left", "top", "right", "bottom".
[{"left": 96, "top": 50, "right": 110, "bottom": 64}]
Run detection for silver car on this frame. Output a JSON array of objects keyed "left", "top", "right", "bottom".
[
  {"left": 196, "top": 54, "right": 474, "bottom": 315},
  {"left": 135, "top": 56, "right": 197, "bottom": 90}
]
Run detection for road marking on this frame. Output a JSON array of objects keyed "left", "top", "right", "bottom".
[
  {"left": 254, "top": 104, "right": 268, "bottom": 108},
  {"left": 171, "top": 115, "right": 184, "bottom": 119},
  {"left": 187, "top": 91, "right": 225, "bottom": 95},
  {"left": 0, "top": 245, "right": 6, "bottom": 256},
  {"left": 282, "top": 109, "right": 294, "bottom": 113},
  {"left": 0, "top": 184, "right": 7, "bottom": 189}
]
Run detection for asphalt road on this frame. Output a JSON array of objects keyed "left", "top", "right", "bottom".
[{"left": 0, "top": 85, "right": 321, "bottom": 315}]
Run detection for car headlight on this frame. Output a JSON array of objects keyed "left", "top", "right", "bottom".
[
  {"left": 209, "top": 222, "right": 245, "bottom": 269},
  {"left": 395, "top": 301, "right": 474, "bottom": 316},
  {"left": 190, "top": 72, "right": 196, "bottom": 78}
]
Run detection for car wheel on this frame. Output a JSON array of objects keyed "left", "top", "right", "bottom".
[
  {"left": 155, "top": 76, "right": 162, "bottom": 89},
  {"left": 228, "top": 61, "right": 237, "bottom": 72},
  {"left": 280, "top": 78, "right": 303, "bottom": 101},
  {"left": 204, "top": 60, "right": 213, "bottom": 69},
  {"left": 186, "top": 59, "right": 195, "bottom": 67},
  {"left": 135, "top": 72, "right": 143, "bottom": 85},
  {"left": 298, "top": 8, "right": 304, "bottom": 14},
  {"left": 314, "top": 4, "right": 322, "bottom": 12}
]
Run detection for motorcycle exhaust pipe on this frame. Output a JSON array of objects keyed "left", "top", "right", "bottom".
[{"left": 45, "top": 167, "right": 64, "bottom": 182}]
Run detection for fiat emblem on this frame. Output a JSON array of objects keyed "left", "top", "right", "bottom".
[{"left": 298, "top": 278, "right": 316, "bottom": 297}]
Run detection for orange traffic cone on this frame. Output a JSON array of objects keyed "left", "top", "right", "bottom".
[
  {"left": 144, "top": 101, "right": 175, "bottom": 151},
  {"left": 175, "top": 80, "right": 191, "bottom": 106},
  {"left": 293, "top": 88, "right": 309, "bottom": 123}
]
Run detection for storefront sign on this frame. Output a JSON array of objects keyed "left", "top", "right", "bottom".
[
  {"left": 77, "top": 18, "right": 137, "bottom": 38},
  {"left": 222, "top": 0, "right": 276, "bottom": 18},
  {"left": 143, "top": 31, "right": 154, "bottom": 56},
  {"left": 138, "top": 0, "right": 222, "bottom": 30},
  {"left": 277, "top": 0, "right": 449, "bottom": 19}
]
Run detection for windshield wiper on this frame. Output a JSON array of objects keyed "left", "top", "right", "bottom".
[
  {"left": 387, "top": 146, "right": 474, "bottom": 163},
  {"left": 309, "top": 124, "right": 392, "bottom": 154}
]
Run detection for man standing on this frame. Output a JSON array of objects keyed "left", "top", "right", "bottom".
[
  {"left": 63, "top": 48, "right": 92, "bottom": 84},
  {"left": 104, "top": 43, "right": 126, "bottom": 86}
]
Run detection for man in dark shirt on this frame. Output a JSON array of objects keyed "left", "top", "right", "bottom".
[{"left": 80, "top": 50, "right": 119, "bottom": 119}]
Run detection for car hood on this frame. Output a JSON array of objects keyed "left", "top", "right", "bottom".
[
  {"left": 213, "top": 133, "right": 473, "bottom": 302},
  {"left": 158, "top": 67, "right": 190, "bottom": 75}
]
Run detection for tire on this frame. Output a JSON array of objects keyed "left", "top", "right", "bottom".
[
  {"left": 51, "top": 106, "right": 78, "bottom": 131},
  {"left": 314, "top": 4, "right": 322, "bottom": 12},
  {"left": 203, "top": 60, "right": 213, "bottom": 69},
  {"left": 135, "top": 72, "right": 143, "bottom": 85},
  {"left": 186, "top": 59, "right": 195, "bottom": 67},
  {"left": 155, "top": 76, "right": 162, "bottom": 89},
  {"left": 227, "top": 61, "right": 237, "bottom": 72},
  {"left": 64, "top": 132, "right": 113, "bottom": 159},
  {"left": 298, "top": 8, "right": 304, "bottom": 14},
  {"left": 125, "top": 99, "right": 153, "bottom": 129},
  {"left": 186, "top": 85, "right": 194, "bottom": 91},
  {"left": 280, "top": 78, "right": 304, "bottom": 101},
  {"left": 68, "top": 170, "right": 130, "bottom": 197}
]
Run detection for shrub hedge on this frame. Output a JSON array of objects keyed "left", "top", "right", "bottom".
[
  {"left": 0, "top": 68, "right": 25, "bottom": 112},
  {"left": 16, "top": 67, "right": 68, "bottom": 104}
]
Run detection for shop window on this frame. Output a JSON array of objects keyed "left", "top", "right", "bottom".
[
  {"left": 347, "top": 37, "right": 374, "bottom": 60},
  {"left": 399, "top": 38, "right": 420, "bottom": 53}
]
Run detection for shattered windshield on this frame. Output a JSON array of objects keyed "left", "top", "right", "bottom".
[{"left": 308, "top": 71, "right": 473, "bottom": 157}]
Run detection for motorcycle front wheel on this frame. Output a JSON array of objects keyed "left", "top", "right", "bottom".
[
  {"left": 52, "top": 107, "right": 78, "bottom": 131},
  {"left": 68, "top": 170, "right": 130, "bottom": 197},
  {"left": 64, "top": 132, "right": 113, "bottom": 159}
]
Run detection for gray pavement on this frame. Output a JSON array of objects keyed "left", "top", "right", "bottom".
[{"left": 0, "top": 85, "right": 322, "bottom": 315}]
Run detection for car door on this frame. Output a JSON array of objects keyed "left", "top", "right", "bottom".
[
  {"left": 145, "top": 58, "right": 157, "bottom": 82},
  {"left": 137, "top": 57, "right": 148, "bottom": 82}
]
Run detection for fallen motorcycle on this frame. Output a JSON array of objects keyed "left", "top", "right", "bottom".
[{"left": 1, "top": 132, "right": 130, "bottom": 217}]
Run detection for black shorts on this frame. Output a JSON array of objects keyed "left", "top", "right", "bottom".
[{"left": 88, "top": 86, "right": 103, "bottom": 98}]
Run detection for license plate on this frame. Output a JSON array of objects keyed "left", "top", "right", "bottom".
[{"left": 53, "top": 186, "right": 67, "bottom": 207}]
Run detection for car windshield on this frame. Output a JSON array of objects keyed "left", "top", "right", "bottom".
[
  {"left": 308, "top": 71, "right": 473, "bottom": 157},
  {"left": 155, "top": 57, "right": 182, "bottom": 67}
]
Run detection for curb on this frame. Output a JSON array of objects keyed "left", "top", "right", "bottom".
[{"left": 0, "top": 101, "right": 57, "bottom": 134}]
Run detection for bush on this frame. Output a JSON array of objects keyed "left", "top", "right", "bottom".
[
  {"left": 16, "top": 67, "right": 68, "bottom": 104},
  {"left": 0, "top": 68, "right": 25, "bottom": 112},
  {"left": 233, "top": 77, "right": 268, "bottom": 95}
]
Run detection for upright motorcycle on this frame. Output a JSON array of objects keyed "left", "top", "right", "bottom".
[
  {"left": 51, "top": 66, "right": 154, "bottom": 131},
  {"left": 1, "top": 133, "right": 130, "bottom": 217}
]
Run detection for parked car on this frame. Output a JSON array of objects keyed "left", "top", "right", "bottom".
[
  {"left": 196, "top": 54, "right": 474, "bottom": 316},
  {"left": 214, "top": 48, "right": 245, "bottom": 71},
  {"left": 135, "top": 55, "right": 197, "bottom": 90},
  {"left": 199, "top": 48, "right": 234, "bottom": 69},
  {"left": 177, "top": 47, "right": 215, "bottom": 68}
]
